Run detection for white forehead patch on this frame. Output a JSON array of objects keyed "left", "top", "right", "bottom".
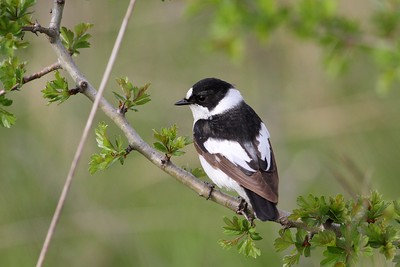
[{"left": 186, "top": 88, "right": 193, "bottom": 99}]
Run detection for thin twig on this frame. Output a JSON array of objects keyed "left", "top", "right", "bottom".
[
  {"left": 0, "top": 62, "right": 61, "bottom": 96},
  {"left": 22, "top": 21, "right": 57, "bottom": 39},
  {"left": 35, "top": 1, "right": 137, "bottom": 267}
]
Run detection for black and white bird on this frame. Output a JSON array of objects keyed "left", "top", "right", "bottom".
[{"left": 175, "top": 78, "right": 279, "bottom": 221}]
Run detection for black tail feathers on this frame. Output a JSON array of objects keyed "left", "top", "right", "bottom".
[{"left": 244, "top": 189, "right": 279, "bottom": 221}]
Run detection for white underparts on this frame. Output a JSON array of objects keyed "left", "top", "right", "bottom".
[{"left": 199, "top": 155, "right": 251, "bottom": 205}]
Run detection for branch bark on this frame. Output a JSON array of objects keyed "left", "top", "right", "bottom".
[{"left": 0, "top": 63, "right": 62, "bottom": 96}]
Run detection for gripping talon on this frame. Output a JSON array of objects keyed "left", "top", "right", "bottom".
[
  {"left": 236, "top": 197, "right": 255, "bottom": 224},
  {"left": 205, "top": 182, "right": 215, "bottom": 200},
  {"left": 236, "top": 197, "right": 248, "bottom": 214}
]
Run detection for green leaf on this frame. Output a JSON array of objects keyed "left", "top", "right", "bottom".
[
  {"left": 114, "top": 77, "right": 151, "bottom": 113},
  {"left": 0, "top": 107, "right": 16, "bottom": 128},
  {"left": 290, "top": 194, "right": 330, "bottom": 226},
  {"left": 41, "top": 71, "right": 70, "bottom": 104},
  {"left": 274, "top": 229, "right": 294, "bottom": 252},
  {"left": 311, "top": 230, "right": 336, "bottom": 247},
  {"left": 219, "top": 216, "right": 263, "bottom": 258},
  {"left": 152, "top": 124, "right": 191, "bottom": 159},
  {"left": 153, "top": 142, "right": 168, "bottom": 153},
  {"left": 0, "top": 95, "right": 13, "bottom": 106},
  {"left": 321, "top": 246, "right": 346, "bottom": 266},
  {"left": 327, "top": 194, "right": 349, "bottom": 223},
  {"left": 60, "top": 27, "right": 74, "bottom": 47},
  {"left": 0, "top": 0, "right": 35, "bottom": 56},
  {"left": 89, "top": 122, "right": 129, "bottom": 174},
  {"left": 60, "top": 23, "right": 93, "bottom": 55},
  {"left": 366, "top": 190, "right": 390, "bottom": 223},
  {"left": 283, "top": 252, "right": 301, "bottom": 267},
  {"left": 0, "top": 56, "right": 26, "bottom": 91}
]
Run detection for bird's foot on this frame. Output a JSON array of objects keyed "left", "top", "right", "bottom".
[
  {"left": 236, "top": 197, "right": 255, "bottom": 224},
  {"left": 205, "top": 181, "right": 215, "bottom": 200}
]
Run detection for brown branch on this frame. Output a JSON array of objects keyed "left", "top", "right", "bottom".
[
  {"left": 23, "top": 62, "right": 62, "bottom": 84},
  {"left": 22, "top": 0, "right": 64, "bottom": 43},
  {"left": 22, "top": 21, "right": 57, "bottom": 40},
  {"left": 49, "top": 0, "right": 64, "bottom": 34},
  {"left": 0, "top": 62, "right": 62, "bottom": 96}
]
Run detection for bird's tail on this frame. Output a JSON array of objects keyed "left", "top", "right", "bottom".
[{"left": 244, "top": 189, "right": 279, "bottom": 221}]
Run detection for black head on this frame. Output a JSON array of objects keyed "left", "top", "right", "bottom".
[{"left": 175, "top": 78, "right": 233, "bottom": 110}]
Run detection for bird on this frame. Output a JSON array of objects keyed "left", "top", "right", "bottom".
[{"left": 175, "top": 78, "right": 279, "bottom": 221}]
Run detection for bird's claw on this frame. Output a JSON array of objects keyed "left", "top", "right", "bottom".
[
  {"left": 236, "top": 197, "right": 255, "bottom": 224},
  {"left": 205, "top": 182, "right": 215, "bottom": 200}
]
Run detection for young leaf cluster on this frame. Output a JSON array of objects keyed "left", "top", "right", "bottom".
[
  {"left": 1, "top": 0, "right": 33, "bottom": 128},
  {"left": 153, "top": 124, "right": 192, "bottom": 161},
  {"left": 0, "top": 0, "right": 35, "bottom": 57},
  {"left": 89, "top": 122, "right": 130, "bottom": 174},
  {"left": 41, "top": 71, "right": 71, "bottom": 105},
  {"left": 218, "top": 216, "right": 263, "bottom": 258},
  {"left": 0, "top": 53, "right": 26, "bottom": 127},
  {"left": 60, "top": 23, "right": 93, "bottom": 55},
  {"left": 113, "top": 77, "right": 151, "bottom": 114},
  {"left": 0, "top": 95, "right": 15, "bottom": 128},
  {"left": 274, "top": 191, "right": 400, "bottom": 267}
]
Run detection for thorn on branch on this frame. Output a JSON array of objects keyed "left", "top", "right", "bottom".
[
  {"left": 68, "top": 87, "right": 80, "bottom": 95},
  {"left": 125, "top": 144, "right": 135, "bottom": 157},
  {"left": 161, "top": 155, "right": 171, "bottom": 165},
  {"left": 117, "top": 102, "right": 128, "bottom": 116}
]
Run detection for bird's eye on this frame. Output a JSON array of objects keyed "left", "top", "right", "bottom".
[{"left": 197, "top": 95, "right": 206, "bottom": 102}]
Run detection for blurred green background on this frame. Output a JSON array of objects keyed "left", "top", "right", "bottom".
[{"left": 1, "top": 0, "right": 400, "bottom": 266}]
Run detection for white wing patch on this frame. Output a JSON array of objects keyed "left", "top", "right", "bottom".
[
  {"left": 256, "top": 123, "right": 271, "bottom": 170},
  {"left": 199, "top": 155, "right": 250, "bottom": 204},
  {"left": 203, "top": 138, "right": 255, "bottom": 172}
]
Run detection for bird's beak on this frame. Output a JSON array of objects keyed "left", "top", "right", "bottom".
[{"left": 174, "top": 98, "right": 191, "bottom": 106}]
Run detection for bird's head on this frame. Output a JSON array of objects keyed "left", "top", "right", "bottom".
[{"left": 175, "top": 78, "right": 244, "bottom": 121}]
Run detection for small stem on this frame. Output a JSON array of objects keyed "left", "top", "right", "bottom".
[
  {"left": 125, "top": 144, "right": 135, "bottom": 156},
  {"left": 22, "top": 21, "right": 58, "bottom": 39},
  {"left": 0, "top": 62, "right": 62, "bottom": 96}
]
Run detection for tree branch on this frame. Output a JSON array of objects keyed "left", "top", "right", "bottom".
[
  {"left": 0, "top": 62, "right": 62, "bottom": 97},
  {"left": 21, "top": 62, "right": 61, "bottom": 91},
  {"left": 22, "top": 21, "right": 57, "bottom": 40}
]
